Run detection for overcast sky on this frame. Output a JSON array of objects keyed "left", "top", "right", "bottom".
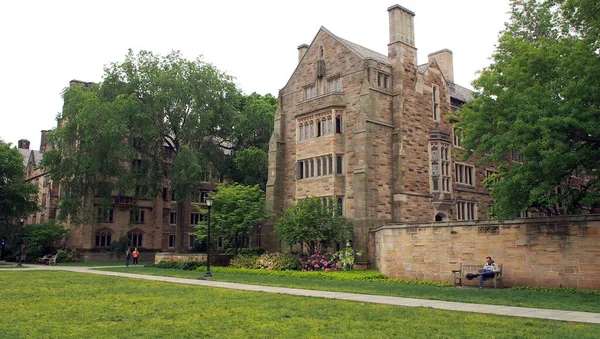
[{"left": 0, "top": 0, "right": 510, "bottom": 151}]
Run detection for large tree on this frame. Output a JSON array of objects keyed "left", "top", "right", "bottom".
[
  {"left": 456, "top": 0, "right": 600, "bottom": 219},
  {"left": 274, "top": 197, "right": 352, "bottom": 254},
  {"left": 0, "top": 139, "right": 38, "bottom": 250},
  {"left": 193, "top": 183, "right": 270, "bottom": 255},
  {"left": 43, "top": 50, "right": 240, "bottom": 252}
]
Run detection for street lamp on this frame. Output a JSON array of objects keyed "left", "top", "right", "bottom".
[
  {"left": 17, "top": 218, "right": 24, "bottom": 266},
  {"left": 203, "top": 197, "right": 213, "bottom": 278}
]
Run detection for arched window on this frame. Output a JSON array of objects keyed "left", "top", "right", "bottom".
[
  {"left": 95, "top": 229, "right": 113, "bottom": 247},
  {"left": 128, "top": 230, "right": 143, "bottom": 247},
  {"left": 319, "top": 45, "right": 324, "bottom": 58},
  {"left": 435, "top": 213, "right": 446, "bottom": 222}
]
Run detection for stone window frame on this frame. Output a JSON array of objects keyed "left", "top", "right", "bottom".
[
  {"left": 430, "top": 142, "right": 452, "bottom": 192},
  {"left": 376, "top": 71, "right": 390, "bottom": 90},
  {"left": 328, "top": 76, "right": 342, "bottom": 93},
  {"left": 455, "top": 163, "right": 474, "bottom": 186},
  {"left": 296, "top": 154, "right": 335, "bottom": 180},
  {"left": 128, "top": 230, "right": 143, "bottom": 247},
  {"left": 94, "top": 228, "right": 113, "bottom": 247},
  {"left": 432, "top": 85, "right": 440, "bottom": 121},
  {"left": 168, "top": 234, "right": 176, "bottom": 248},
  {"left": 169, "top": 211, "right": 177, "bottom": 225},
  {"left": 453, "top": 126, "right": 463, "bottom": 148},
  {"left": 190, "top": 212, "right": 202, "bottom": 225},
  {"left": 97, "top": 207, "right": 114, "bottom": 223},
  {"left": 189, "top": 234, "right": 196, "bottom": 249},
  {"left": 456, "top": 201, "right": 477, "bottom": 220},
  {"left": 304, "top": 83, "right": 317, "bottom": 100},
  {"left": 130, "top": 209, "right": 145, "bottom": 224}
]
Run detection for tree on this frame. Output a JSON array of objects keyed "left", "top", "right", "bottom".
[
  {"left": 43, "top": 50, "right": 240, "bottom": 252},
  {"left": 193, "top": 183, "right": 270, "bottom": 255},
  {"left": 274, "top": 197, "right": 352, "bottom": 254},
  {"left": 211, "top": 93, "right": 276, "bottom": 189},
  {"left": 456, "top": 0, "right": 600, "bottom": 219},
  {"left": 0, "top": 139, "right": 38, "bottom": 250},
  {"left": 24, "top": 220, "right": 69, "bottom": 251}
]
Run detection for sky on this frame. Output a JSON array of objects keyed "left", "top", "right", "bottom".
[{"left": 0, "top": 0, "right": 511, "bottom": 151}]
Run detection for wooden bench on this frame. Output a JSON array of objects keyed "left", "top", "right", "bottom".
[
  {"left": 39, "top": 254, "right": 57, "bottom": 266},
  {"left": 452, "top": 263, "right": 503, "bottom": 288}
]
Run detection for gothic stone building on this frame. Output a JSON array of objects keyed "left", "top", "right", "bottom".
[{"left": 266, "top": 5, "right": 494, "bottom": 259}]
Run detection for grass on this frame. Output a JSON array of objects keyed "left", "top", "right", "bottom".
[
  {"left": 54, "top": 261, "right": 126, "bottom": 267},
  {"left": 1, "top": 270, "right": 599, "bottom": 338},
  {"left": 98, "top": 266, "right": 600, "bottom": 313}
]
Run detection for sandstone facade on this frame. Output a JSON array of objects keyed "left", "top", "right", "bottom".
[
  {"left": 266, "top": 5, "right": 494, "bottom": 259},
  {"left": 373, "top": 215, "right": 600, "bottom": 289}
]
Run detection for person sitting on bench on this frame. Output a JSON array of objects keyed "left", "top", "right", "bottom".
[{"left": 476, "top": 256, "right": 501, "bottom": 289}]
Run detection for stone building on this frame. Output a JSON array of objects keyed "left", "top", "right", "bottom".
[
  {"left": 18, "top": 127, "right": 217, "bottom": 262},
  {"left": 266, "top": 5, "right": 495, "bottom": 259}
]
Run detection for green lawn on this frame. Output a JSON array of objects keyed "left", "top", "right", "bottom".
[
  {"left": 98, "top": 266, "right": 600, "bottom": 313},
  {"left": 1, "top": 271, "right": 598, "bottom": 338},
  {"left": 54, "top": 261, "right": 126, "bottom": 267}
]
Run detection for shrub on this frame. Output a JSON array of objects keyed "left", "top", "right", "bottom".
[
  {"left": 238, "top": 247, "right": 266, "bottom": 256},
  {"left": 25, "top": 247, "right": 45, "bottom": 263},
  {"left": 230, "top": 255, "right": 261, "bottom": 269},
  {"left": 333, "top": 247, "right": 364, "bottom": 271},
  {"left": 510, "top": 285, "right": 600, "bottom": 296},
  {"left": 148, "top": 260, "right": 206, "bottom": 270},
  {"left": 298, "top": 252, "right": 341, "bottom": 272},
  {"left": 259, "top": 252, "right": 300, "bottom": 271},
  {"left": 56, "top": 249, "right": 79, "bottom": 263}
]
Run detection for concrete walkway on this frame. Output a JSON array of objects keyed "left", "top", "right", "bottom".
[{"left": 3, "top": 263, "right": 600, "bottom": 325}]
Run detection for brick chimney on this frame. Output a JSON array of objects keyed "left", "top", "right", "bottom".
[
  {"left": 297, "top": 44, "right": 309, "bottom": 63},
  {"left": 428, "top": 49, "right": 454, "bottom": 83},
  {"left": 18, "top": 139, "right": 30, "bottom": 150},
  {"left": 40, "top": 130, "right": 49, "bottom": 152},
  {"left": 388, "top": 5, "right": 415, "bottom": 47}
]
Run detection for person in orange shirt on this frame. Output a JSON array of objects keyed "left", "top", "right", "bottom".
[{"left": 132, "top": 248, "right": 140, "bottom": 265}]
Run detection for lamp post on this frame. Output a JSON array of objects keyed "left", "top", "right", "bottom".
[
  {"left": 204, "top": 197, "right": 213, "bottom": 278},
  {"left": 17, "top": 218, "right": 24, "bottom": 266}
]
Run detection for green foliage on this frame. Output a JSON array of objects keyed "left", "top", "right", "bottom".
[
  {"left": 232, "top": 147, "right": 269, "bottom": 190},
  {"left": 229, "top": 252, "right": 300, "bottom": 271},
  {"left": 456, "top": 0, "right": 600, "bottom": 219},
  {"left": 42, "top": 50, "right": 240, "bottom": 253},
  {"left": 229, "top": 255, "right": 261, "bottom": 269},
  {"left": 230, "top": 247, "right": 265, "bottom": 256},
  {"left": 334, "top": 246, "right": 364, "bottom": 271},
  {"left": 274, "top": 197, "right": 352, "bottom": 253},
  {"left": 24, "top": 220, "right": 69, "bottom": 250},
  {"left": 145, "top": 260, "right": 205, "bottom": 271},
  {"left": 194, "top": 183, "right": 270, "bottom": 255},
  {"left": 0, "top": 139, "right": 38, "bottom": 243},
  {"left": 24, "top": 247, "right": 45, "bottom": 263},
  {"left": 109, "top": 237, "right": 129, "bottom": 257},
  {"left": 55, "top": 249, "right": 79, "bottom": 263}
]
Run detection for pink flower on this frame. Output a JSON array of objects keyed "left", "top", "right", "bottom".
[{"left": 314, "top": 264, "right": 320, "bottom": 269}]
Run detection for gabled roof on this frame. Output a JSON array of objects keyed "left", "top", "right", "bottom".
[
  {"left": 17, "top": 149, "right": 30, "bottom": 167},
  {"left": 322, "top": 27, "right": 390, "bottom": 66},
  {"left": 450, "top": 83, "right": 473, "bottom": 103}
]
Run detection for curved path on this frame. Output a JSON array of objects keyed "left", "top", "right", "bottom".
[{"left": 3, "top": 263, "right": 600, "bottom": 325}]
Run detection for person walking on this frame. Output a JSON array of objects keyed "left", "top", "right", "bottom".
[
  {"left": 125, "top": 248, "right": 131, "bottom": 267},
  {"left": 132, "top": 248, "right": 139, "bottom": 265}
]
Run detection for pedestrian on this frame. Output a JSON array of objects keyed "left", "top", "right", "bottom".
[
  {"left": 125, "top": 248, "right": 131, "bottom": 267},
  {"left": 132, "top": 248, "right": 139, "bottom": 265}
]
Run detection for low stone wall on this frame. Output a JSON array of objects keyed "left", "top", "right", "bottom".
[
  {"left": 154, "top": 252, "right": 207, "bottom": 264},
  {"left": 373, "top": 215, "right": 600, "bottom": 289}
]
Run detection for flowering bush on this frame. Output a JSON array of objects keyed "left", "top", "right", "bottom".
[
  {"left": 333, "top": 247, "right": 364, "bottom": 271},
  {"left": 260, "top": 252, "right": 300, "bottom": 270},
  {"left": 298, "top": 252, "right": 341, "bottom": 272}
]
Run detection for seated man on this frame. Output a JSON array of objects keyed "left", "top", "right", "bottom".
[
  {"left": 478, "top": 256, "right": 501, "bottom": 289},
  {"left": 40, "top": 254, "right": 53, "bottom": 265}
]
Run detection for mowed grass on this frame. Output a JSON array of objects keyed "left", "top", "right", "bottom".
[
  {"left": 1, "top": 271, "right": 599, "bottom": 339},
  {"left": 100, "top": 266, "right": 600, "bottom": 313}
]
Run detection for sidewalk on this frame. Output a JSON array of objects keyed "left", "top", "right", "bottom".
[{"left": 3, "top": 262, "right": 600, "bottom": 325}]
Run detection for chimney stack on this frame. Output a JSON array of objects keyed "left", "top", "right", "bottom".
[
  {"left": 40, "top": 130, "right": 49, "bottom": 152},
  {"left": 18, "top": 139, "right": 30, "bottom": 150},
  {"left": 428, "top": 49, "right": 454, "bottom": 83},
  {"left": 297, "top": 44, "right": 309, "bottom": 63},
  {"left": 388, "top": 5, "right": 415, "bottom": 47}
]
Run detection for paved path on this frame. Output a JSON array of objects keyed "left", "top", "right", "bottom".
[{"left": 3, "top": 263, "right": 600, "bottom": 325}]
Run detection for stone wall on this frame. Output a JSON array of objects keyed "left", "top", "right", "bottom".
[{"left": 373, "top": 215, "right": 600, "bottom": 289}]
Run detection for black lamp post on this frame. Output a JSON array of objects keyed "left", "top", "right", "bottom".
[
  {"left": 17, "top": 218, "right": 24, "bottom": 266},
  {"left": 204, "top": 197, "right": 213, "bottom": 278}
]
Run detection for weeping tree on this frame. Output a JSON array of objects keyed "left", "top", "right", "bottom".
[
  {"left": 456, "top": 0, "right": 600, "bottom": 219},
  {"left": 43, "top": 49, "right": 240, "bottom": 252}
]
